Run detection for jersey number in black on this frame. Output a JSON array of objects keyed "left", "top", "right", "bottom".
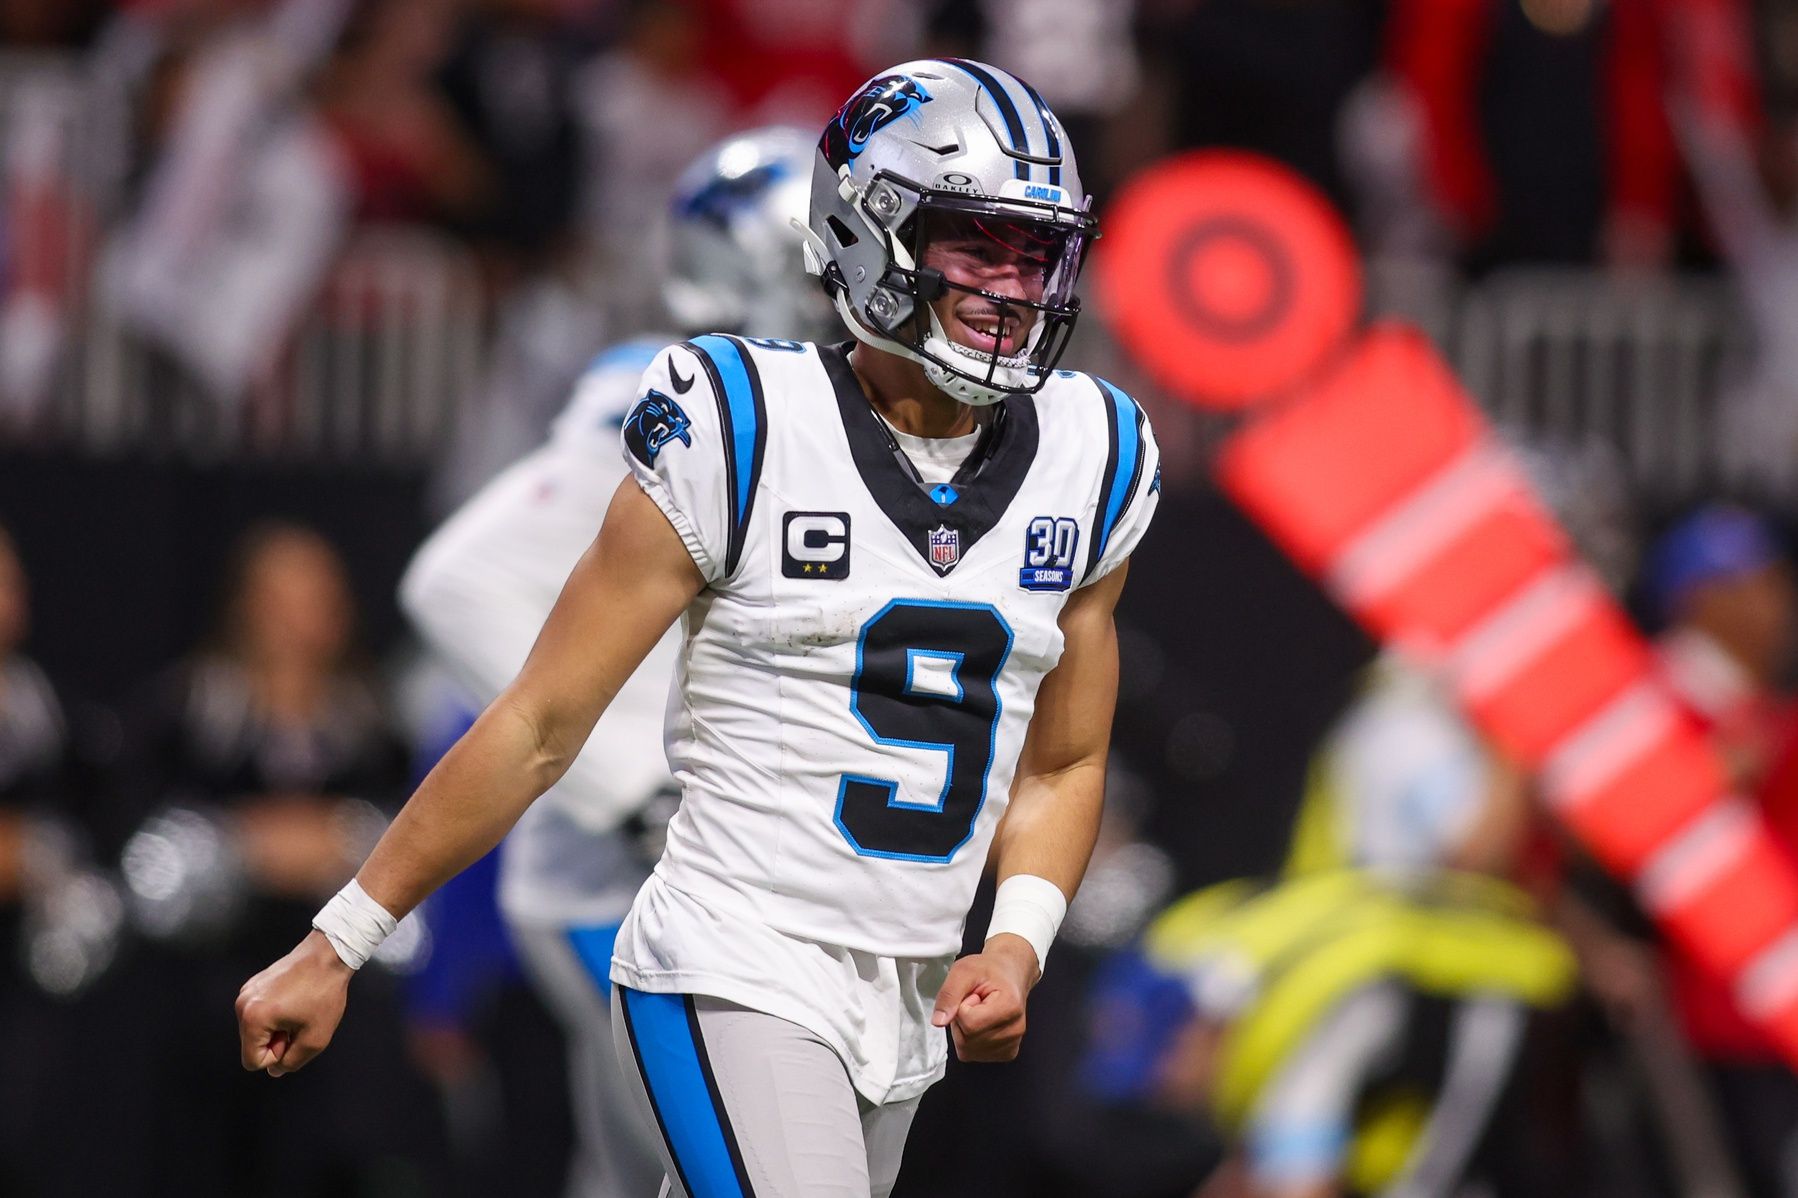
[{"left": 835, "top": 600, "right": 1013, "bottom": 862}]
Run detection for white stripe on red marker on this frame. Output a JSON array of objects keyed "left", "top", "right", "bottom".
[
  {"left": 1538, "top": 681, "right": 1679, "bottom": 814},
  {"left": 1446, "top": 565, "right": 1602, "bottom": 705},
  {"left": 1738, "top": 926, "right": 1798, "bottom": 1021},
  {"left": 1328, "top": 443, "right": 1518, "bottom": 609},
  {"left": 1638, "top": 798, "right": 1756, "bottom": 915}
]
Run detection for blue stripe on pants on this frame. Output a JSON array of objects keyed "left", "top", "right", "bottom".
[{"left": 617, "top": 988, "right": 749, "bottom": 1197}]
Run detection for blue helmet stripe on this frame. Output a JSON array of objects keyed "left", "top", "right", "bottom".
[
  {"left": 1017, "top": 78, "right": 1062, "bottom": 188},
  {"left": 687, "top": 334, "right": 767, "bottom": 576},
  {"left": 940, "top": 58, "right": 1031, "bottom": 180},
  {"left": 1090, "top": 379, "right": 1144, "bottom": 574}
]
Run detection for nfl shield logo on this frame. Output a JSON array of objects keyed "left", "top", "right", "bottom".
[{"left": 928, "top": 524, "right": 960, "bottom": 571}]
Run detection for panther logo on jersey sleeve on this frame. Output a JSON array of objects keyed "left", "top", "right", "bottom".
[{"left": 623, "top": 390, "right": 694, "bottom": 467}]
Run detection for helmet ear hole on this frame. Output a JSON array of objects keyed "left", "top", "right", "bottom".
[{"left": 827, "top": 215, "right": 860, "bottom": 249}]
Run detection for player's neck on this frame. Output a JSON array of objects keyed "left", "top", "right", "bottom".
[{"left": 848, "top": 343, "right": 980, "bottom": 439}]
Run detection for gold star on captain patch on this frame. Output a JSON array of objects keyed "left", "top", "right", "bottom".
[{"left": 803, "top": 563, "right": 815, "bottom": 573}]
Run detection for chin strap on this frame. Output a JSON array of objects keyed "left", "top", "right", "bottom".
[
  {"left": 917, "top": 308, "right": 1043, "bottom": 405},
  {"left": 833, "top": 290, "right": 1032, "bottom": 407}
]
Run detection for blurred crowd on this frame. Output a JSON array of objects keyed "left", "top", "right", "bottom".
[
  {"left": 0, "top": 0, "right": 1790, "bottom": 444},
  {"left": 7, "top": 1, "right": 1798, "bottom": 1197}
]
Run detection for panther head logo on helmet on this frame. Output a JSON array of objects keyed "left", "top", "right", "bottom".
[{"left": 822, "top": 75, "right": 934, "bottom": 170}]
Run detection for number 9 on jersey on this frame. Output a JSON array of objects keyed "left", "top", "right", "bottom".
[{"left": 835, "top": 600, "right": 1014, "bottom": 862}]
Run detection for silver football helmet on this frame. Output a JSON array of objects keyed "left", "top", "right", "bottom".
[
  {"left": 664, "top": 126, "right": 838, "bottom": 342},
  {"left": 804, "top": 59, "right": 1096, "bottom": 405}
]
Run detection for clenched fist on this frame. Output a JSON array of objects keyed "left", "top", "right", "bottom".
[
  {"left": 235, "top": 930, "right": 353, "bottom": 1076},
  {"left": 930, "top": 932, "right": 1041, "bottom": 1063}
]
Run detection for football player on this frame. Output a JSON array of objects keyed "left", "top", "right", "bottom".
[
  {"left": 239, "top": 59, "right": 1160, "bottom": 1197},
  {"left": 398, "top": 127, "right": 828, "bottom": 1198}
]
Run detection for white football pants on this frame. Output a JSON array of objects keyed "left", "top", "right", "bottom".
[{"left": 611, "top": 988, "right": 921, "bottom": 1197}]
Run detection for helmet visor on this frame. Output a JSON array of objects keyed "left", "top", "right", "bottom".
[
  {"left": 845, "top": 171, "right": 1097, "bottom": 394},
  {"left": 913, "top": 202, "right": 1091, "bottom": 312}
]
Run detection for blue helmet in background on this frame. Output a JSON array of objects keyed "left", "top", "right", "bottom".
[{"left": 664, "top": 126, "right": 837, "bottom": 344}]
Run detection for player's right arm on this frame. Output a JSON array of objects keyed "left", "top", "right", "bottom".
[
  {"left": 239, "top": 341, "right": 734, "bottom": 1076},
  {"left": 235, "top": 474, "right": 705, "bottom": 1076},
  {"left": 361, "top": 474, "right": 704, "bottom": 915}
]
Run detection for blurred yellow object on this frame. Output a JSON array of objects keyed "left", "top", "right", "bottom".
[
  {"left": 1142, "top": 869, "right": 1576, "bottom": 1130},
  {"left": 1346, "top": 1087, "right": 1433, "bottom": 1194},
  {"left": 1282, "top": 758, "right": 1345, "bottom": 878}
]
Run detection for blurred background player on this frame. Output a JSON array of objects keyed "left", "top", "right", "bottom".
[
  {"left": 1091, "top": 639, "right": 1578, "bottom": 1198},
  {"left": 1626, "top": 505, "right": 1798, "bottom": 1197},
  {"left": 398, "top": 124, "right": 835, "bottom": 1198}
]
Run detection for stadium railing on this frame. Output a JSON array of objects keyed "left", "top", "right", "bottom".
[
  {"left": 30, "top": 225, "right": 482, "bottom": 465},
  {"left": 1370, "top": 260, "right": 1752, "bottom": 507}
]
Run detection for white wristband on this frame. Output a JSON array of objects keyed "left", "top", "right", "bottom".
[
  {"left": 985, "top": 874, "right": 1068, "bottom": 976},
  {"left": 312, "top": 879, "right": 399, "bottom": 970}
]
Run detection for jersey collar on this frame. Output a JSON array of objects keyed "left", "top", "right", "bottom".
[{"left": 821, "top": 342, "right": 1040, "bottom": 575}]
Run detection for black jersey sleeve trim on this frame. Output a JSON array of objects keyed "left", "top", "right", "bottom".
[
  {"left": 1085, "top": 377, "right": 1146, "bottom": 580},
  {"left": 683, "top": 336, "right": 768, "bottom": 577}
]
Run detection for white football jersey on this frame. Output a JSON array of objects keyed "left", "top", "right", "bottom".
[
  {"left": 402, "top": 336, "right": 677, "bottom": 925},
  {"left": 611, "top": 336, "right": 1160, "bottom": 962}
]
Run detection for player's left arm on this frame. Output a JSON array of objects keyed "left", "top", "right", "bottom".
[{"left": 932, "top": 559, "right": 1131, "bottom": 1062}]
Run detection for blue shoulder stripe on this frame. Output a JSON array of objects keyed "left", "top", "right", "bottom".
[
  {"left": 1088, "top": 378, "right": 1145, "bottom": 577},
  {"left": 617, "top": 989, "right": 754, "bottom": 1197},
  {"left": 940, "top": 58, "right": 1031, "bottom": 180},
  {"left": 1017, "top": 78, "right": 1062, "bottom": 187},
  {"left": 684, "top": 335, "right": 767, "bottom": 577}
]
